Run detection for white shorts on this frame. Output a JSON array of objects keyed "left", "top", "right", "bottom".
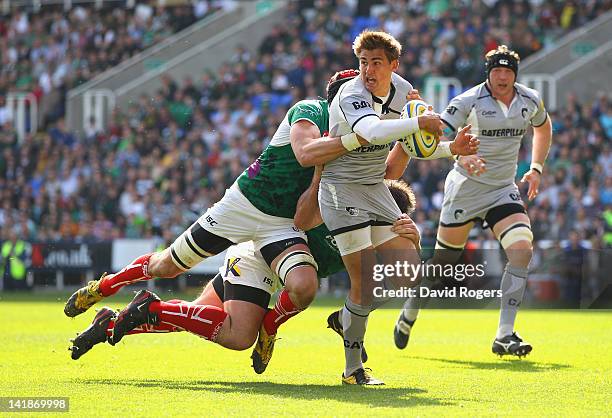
[
  {"left": 170, "top": 184, "right": 307, "bottom": 270},
  {"left": 318, "top": 182, "right": 399, "bottom": 256},
  {"left": 219, "top": 242, "right": 282, "bottom": 296},
  {"left": 440, "top": 170, "right": 527, "bottom": 228},
  {"left": 334, "top": 224, "right": 398, "bottom": 256}
]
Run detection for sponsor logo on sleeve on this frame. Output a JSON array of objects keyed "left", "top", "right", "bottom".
[{"left": 446, "top": 105, "right": 458, "bottom": 115}]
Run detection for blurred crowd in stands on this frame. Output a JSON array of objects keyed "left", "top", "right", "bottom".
[
  {"left": 0, "top": 0, "right": 610, "bottom": 252},
  {"left": 0, "top": 0, "right": 220, "bottom": 121}
]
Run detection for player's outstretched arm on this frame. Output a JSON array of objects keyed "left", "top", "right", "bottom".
[
  {"left": 449, "top": 125, "right": 478, "bottom": 156},
  {"left": 521, "top": 115, "right": 552, "bottom": 200},
  {"left": 294, "top": 165, "right": 324, "bottom": 231},
  {"left": 291, "top": 120, "right": 367, "bottom": 167},
  {"left": 412, "top": 125, "right": 478, "bottom": 160},
  {"left": 353, "top": 113, "right": 443, "bottom": 146},
  {"left": 385, "top": 124, "right": 478, "bottom": 179}
]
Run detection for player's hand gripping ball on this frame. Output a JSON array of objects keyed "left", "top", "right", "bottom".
[{"left": 399, "top": 100, "right": 438, "bottom": 158}]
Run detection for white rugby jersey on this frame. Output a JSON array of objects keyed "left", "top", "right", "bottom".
[
  {"left": 324, "top": 72, "right": 413, "bottom": 184},
  {"left": 441, "top": 82, "right": 548, "bottom": 186}
]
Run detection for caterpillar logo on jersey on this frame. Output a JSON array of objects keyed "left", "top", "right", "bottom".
[
  {"left": 346, "top": 207, "right": 359, "bottom": 216},
  {"left": 481, "top": 128, "right": 526, "bottom": 137},
  {"left": 225, "top": 257, "right": 241, "bottom": 276}
]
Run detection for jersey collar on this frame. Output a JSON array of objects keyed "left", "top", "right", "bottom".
[{"left": 372, "top": 83, "right": 396, "bottom": 115}]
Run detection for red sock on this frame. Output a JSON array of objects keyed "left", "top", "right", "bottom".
[
  {"left": 99, "top": 253, "right": 153, "bottom": 296},
  {"left": 104, "top": 298, "right": 186, "bottom": 337},
  {"left": 262, "top": 290, "right": 303, "bottom": 335},
  {"left": 105, "top": 318, "right": 181, "bottom": 338},
  {"left": 148, "top": 301, "right": 228, "bottom": 341}
]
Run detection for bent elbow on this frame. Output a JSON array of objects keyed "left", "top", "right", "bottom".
[
  {"left": 298, "top": 155, "right": 316, "bottom": 167},
  {"left": 294, "top": 150, "right": 313, "bottom": 167}
]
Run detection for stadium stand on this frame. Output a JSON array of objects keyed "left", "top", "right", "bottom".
[
  {"left": 0, "top": 0, "right": 220, "bottom": 123},
  {"left": 0, "top": 0, "right": 610, "bottom": 255}
]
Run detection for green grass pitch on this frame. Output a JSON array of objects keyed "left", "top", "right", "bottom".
[{"left": 1, "top": 294, "right": 610, "bottom": 417}]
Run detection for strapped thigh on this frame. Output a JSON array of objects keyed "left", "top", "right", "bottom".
[{"left": 170, "top": 221, "right": 235, "bottom": 271}]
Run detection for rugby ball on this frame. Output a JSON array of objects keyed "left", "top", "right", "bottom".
[{"left": 399, "top": 100, "right": 438, "bottom": 158}]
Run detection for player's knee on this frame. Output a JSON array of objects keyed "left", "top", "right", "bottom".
[
  {"left": 507, "top": 239, "right": 532, "bottom": 252},
  {"left": 507, "top": 240, "right": 533, "bottom": 267},
  {"left": 273, "top": 250, "right": 318, "bottom": 287},
  {"left": 432, "top": 237, "right": 464, "bottom": 265},
  {"left": 148, "top": 249, "right": 183, "bottom": 278},
  {"left": 499, "top": 223, "right": 533, "bottom": 268},
  {"left": 285, "top": 271, "right": 318, "bottom": 307},
  {"left": 225, "top": 335, "right": 257, "bottom": 351}
]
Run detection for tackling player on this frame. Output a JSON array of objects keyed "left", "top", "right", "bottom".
[
  {"left": 68, "top": 180, "right": 420, "bottom": 362},
  {"left": 393, "top": 45, "right": 553, "bottom": 358}
]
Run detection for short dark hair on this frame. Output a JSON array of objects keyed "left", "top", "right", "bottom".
[{"left": 385, "top": 179, "right": 416, "bottom": 214}]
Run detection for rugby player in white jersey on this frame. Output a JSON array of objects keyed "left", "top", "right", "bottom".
[
  {"left": 392, "top": 45, "right": 553, "bottom": 358},
  {"left": 319, "top": 30, "right": 479, "bottom": 385}
]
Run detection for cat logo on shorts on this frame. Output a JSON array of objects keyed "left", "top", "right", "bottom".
[
  {"left": 225, "top": 257, "right": 241, "bottom": 276},
  {"left": 345, "top": 207, "right": 359, "bottom": 216},
  {"left": 454, "top": 209, "right": 465, "bottom": 220}
]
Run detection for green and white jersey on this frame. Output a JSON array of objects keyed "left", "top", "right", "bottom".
[
  {"left": 237, "top": 100, "right": 329, "bottom": 219},
  {"left": 441, "top": 82, "right": 548, "bottom": 187},
  {"left": 306, "top": 224, "right": 345, "bottom": 279}
]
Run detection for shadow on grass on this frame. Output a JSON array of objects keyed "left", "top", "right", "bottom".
[
  {"left": 77, "top": 378, "right": 460, "bottom": 408},
  {"left": 412, "top": 356, "right": 571, "bottom": 372}
]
